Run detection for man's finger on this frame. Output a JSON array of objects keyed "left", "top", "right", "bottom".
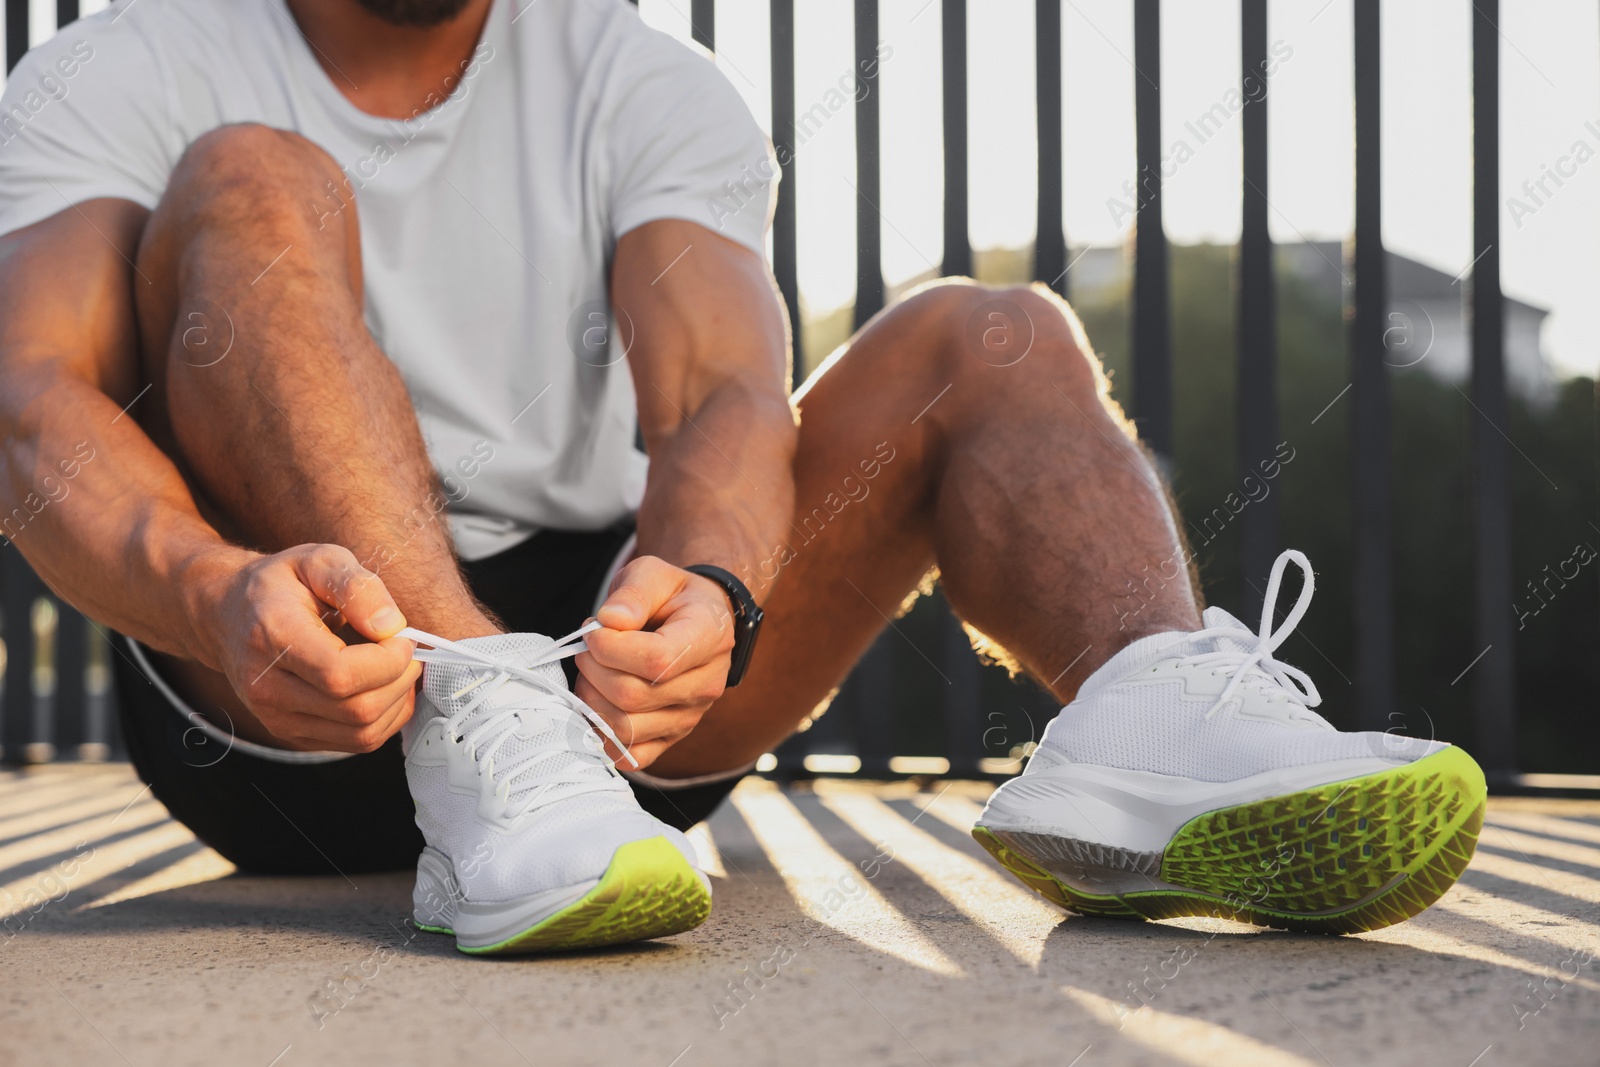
[
  {"left": 276, "top": 627, "right": 418, "bottom": 700},
  {"left": 649, "top": 595, "right": 735, "bottom": 654},
  {"left": 585, "top": 601, "right": 731, "bottom": 684},
  {"left": 576, "top": 652, "right": 725, "bottom": 713},
  {"left": 619, "top": 740, "right": 670, "bottom": 771},
  {"left": 268, "top": 670, "right": 418, "bottom": 751},
  {"left": 368, "top": 680, "right": 419, "bottom": 738},
  {"left": 259, "top": 657, "right": 420, "bottom": 727},
  {"left": 582, "top": 628, "right": 706, "bottom": 685},
  {"left": 595, "top": 555, "right": 684, "bottom": 631},
  {"left": 259, "top": 644, "right": 420, "bottom": 719},
  {"left": 296, "top": 545, "right": 409, "bottom": 640},
  {"left": 576, "top": 676, "right": 699, "bottom": 760}
]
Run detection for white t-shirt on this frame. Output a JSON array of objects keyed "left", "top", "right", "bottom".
[{"left": 0, "top": 0, "right": 775, "bottom": 559}]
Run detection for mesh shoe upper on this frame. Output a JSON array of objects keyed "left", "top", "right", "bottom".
[
  {"left": 1033, "top": 552, "right": 1445, "bottom": 783},
  {"left": 402, "top": 631, "right": 695, "bottom": 905}
]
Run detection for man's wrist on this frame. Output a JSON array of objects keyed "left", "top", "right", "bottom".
[
  {"left": 173, "top": 542, "right": 258, "bottom": 670},
  {"left": 683, "top": 564, "right": 763, "bottom": 686}
]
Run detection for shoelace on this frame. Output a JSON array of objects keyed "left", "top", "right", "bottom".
[
  {"left": 398, "top": 623, "right": 639, "bottom": 816},
  {"left": 1173, "top": 549, "right": 1323, "bottom": 720}
]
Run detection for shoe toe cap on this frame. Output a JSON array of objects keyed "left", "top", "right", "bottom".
[
  {"left": 466, "top": 802, "right": 686, "bottom": 903},
  {"left": 1342, "top": 732, "right": 1451, "bottom": 764}
]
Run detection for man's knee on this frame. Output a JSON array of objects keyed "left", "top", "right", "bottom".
[
  {"left": 160, "top": 123, "right": 354, "bottom": 239},
  {"left": 136, "top": 124, "right": 360, "bottom": 354},
  {"left": 891, "top": 279, "right": 1106, "bottom": 403},
  {"left": 133, "top": 124, "right": 363, "bottom": 420}
]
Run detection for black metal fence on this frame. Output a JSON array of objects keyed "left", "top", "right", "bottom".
[{"left": 0, "top": 0, "right": 1569, "bottom": 787}]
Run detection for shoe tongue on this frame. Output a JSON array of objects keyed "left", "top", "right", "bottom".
[
  {"left": 421, "top": 632, "right": 569, "bottom": 716},
  {"left": 420, "top": 632, "right": 612, "bottom": 798},
  {"left": 1202, "top": 605, "right": 1249, "bottom": 631},
  {"left": 1200, "top": 606, "right": 1262, "bottom": 654}
]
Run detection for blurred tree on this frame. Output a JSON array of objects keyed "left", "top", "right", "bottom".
[{"left": 1077, "top": 243, "right": 1598, "bottom": 772}]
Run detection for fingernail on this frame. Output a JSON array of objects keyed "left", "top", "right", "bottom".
[{"left": 370, "top": 606, "right": 404, "bottom": 633}]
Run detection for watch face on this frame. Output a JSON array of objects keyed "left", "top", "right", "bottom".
[{"left": 726, "top": 613, "right": 761, "bottom": 687}]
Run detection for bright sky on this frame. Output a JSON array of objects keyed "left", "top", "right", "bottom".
[
  {"left": 641, "top": 0, "right": 1600, "bottom": 380},
  {"left": 8, "top": 1, "right": 1596, "bottom": 378}
]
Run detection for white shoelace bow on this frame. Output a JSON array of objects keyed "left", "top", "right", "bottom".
[
  {"left": 1176, "top": 549, "right": 1324, "bottom": 720},
  {"left": 398, "top": 623, "right": 638, "bottom": 815}
]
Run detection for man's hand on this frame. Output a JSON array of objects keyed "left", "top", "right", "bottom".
[
  {"left": 576, "top": 555, "right": 736, "bottom": 768},
  {"left": 193, "top": 543, "right": 421, "bottom": 752}
]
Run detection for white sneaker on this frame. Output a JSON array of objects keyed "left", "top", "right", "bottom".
[
  {"left": 397, "top": 625, "right": 710, "bottom": 954},
  {"left": 974, "top": 550, "right": 1486, "bottom": 933}
]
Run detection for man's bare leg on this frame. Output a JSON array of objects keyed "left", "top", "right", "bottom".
[
  {"left": 131, "top": 124, "right": 497, "bottom": 745},
  {"left": 649, "top": 281, "right": 1202, "bottom": 777}
]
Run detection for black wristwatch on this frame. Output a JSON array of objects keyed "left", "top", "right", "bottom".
[{"left": 684, "top": 564, "right": 763, "bottom": 686}]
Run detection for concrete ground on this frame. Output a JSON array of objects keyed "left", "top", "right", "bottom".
[{"left": 1, "top": 764, "right": 1597, "bottom": 1067}]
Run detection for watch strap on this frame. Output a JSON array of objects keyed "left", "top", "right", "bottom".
[{"left": 684, "top": 564, "right": 763, "bottom": 686}]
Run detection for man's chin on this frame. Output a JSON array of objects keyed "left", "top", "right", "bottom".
[{"left": 354, "top": 0, "right": 474, "bottom": 27}]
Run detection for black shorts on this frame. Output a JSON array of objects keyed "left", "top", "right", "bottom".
[{"left": 112, "top": 523, "right": 744, "bottom": 875}]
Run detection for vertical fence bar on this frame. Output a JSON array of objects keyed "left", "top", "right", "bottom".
[
  {"left": 768, "top": 0, "right": 805, "bottom": 774},
  {"left": 2, "top": 554, "right": 40, "bottom": 761},
  {"left": 1034, "top": 0, "right": 1066, "bottom": 297},
  {"left": 935, "top": 0, "right": 983, "bottom": 772},
  {"left": 1471, "top": 0, "right": 1514, "bottom": 775},
  {"left": 53, "top": 604, "right": 85, "bottom": 757},
  {"left": 853, "top": 632, "right": 894, "bottom": 776},
  {"left": 27, "top": 597, "right": 57, "bottom": 763},
  {"left": 940, "top": 606, "right": 983, "bottom": 775},
  {"left": 1350, "top": 0, "right": 1392, "bottom": 731},
  {"left": 690, "top": 0, "right": 713, "bottom": 51},
  {"left": 770, "top": 0, "right": 802, "bottom": 386},
  {"left": 82, "top": 622, "right": 111, "bottom": 760},
  {"left": 1132, "top": 0, "right": 1171, "bottom": 459},
  {"left": 769, "top": 0, "right": 802, "bottom": 385},
  {"left": 940, "top": 0, "right": 970, "bottom": 277},
  {"left": 854, "top": 0, "right": 884, "bottom": 326},
  {"left": 5, "top": 0, "right": 27, "bottom": 72},
  {"left": 849, "top": 0, "right": 893, "bottom": 773},
  {"left": 1237, "top": 0, "right": 1276, "bottom": 616}
]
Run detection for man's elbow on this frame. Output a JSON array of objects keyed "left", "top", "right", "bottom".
[
  {"left": 639, "top": 375, "right": 796, "bottom": 461},
  {"left": 747, "top": 381, "right": 798, "bottom": 449},
  {"left": 0, "top": 361, "right": 76, "bottom": 439},
  {"left": 734, "top": 379, "right": 799, "bottom": 466}
]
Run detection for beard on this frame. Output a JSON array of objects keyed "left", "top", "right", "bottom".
[{"left": 353, "top": 0, "right": 473, "bottom": 27}]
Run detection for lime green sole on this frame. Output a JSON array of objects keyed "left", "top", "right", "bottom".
[
  {"left": 974, "top": 746, "right": 1486, "bottom": 934},
  {"left": 458, "top": 836, "right": 711, "bottom": 955}
]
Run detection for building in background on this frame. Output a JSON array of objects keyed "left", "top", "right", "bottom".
[{"left": 1278, "top": 241, "right": 1555, "bottom": 405}]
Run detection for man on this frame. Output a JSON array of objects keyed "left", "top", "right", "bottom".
[{"left": 0, "top": 0, "right": 1484, "bottom": 954}]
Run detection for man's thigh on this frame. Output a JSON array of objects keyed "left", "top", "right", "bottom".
[{"left": 130, "top": 124, "right": 361, "bottom": 468}]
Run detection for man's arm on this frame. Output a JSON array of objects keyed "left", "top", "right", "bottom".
[
  {"left": 1, "top": 200, "right": 222, "bottom": 648},
  {"left": 576, "top": 219, "right": 797, "bottom": 768},
  {"left": 0, "top": 202, "right": 417, "bottom": 751}
]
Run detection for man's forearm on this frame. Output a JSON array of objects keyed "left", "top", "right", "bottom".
[
  {"left": 632, "top": 380, "right": 796, "bottom": 602},
  {"left": 610, "top": 219, "right": 795, "bottom": 603},
  {"left": 0, "top": 199, "right": 250, "bottom": 668},
  {"left": 1, "top": 364, "right": 249, "bottom": 668}
]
